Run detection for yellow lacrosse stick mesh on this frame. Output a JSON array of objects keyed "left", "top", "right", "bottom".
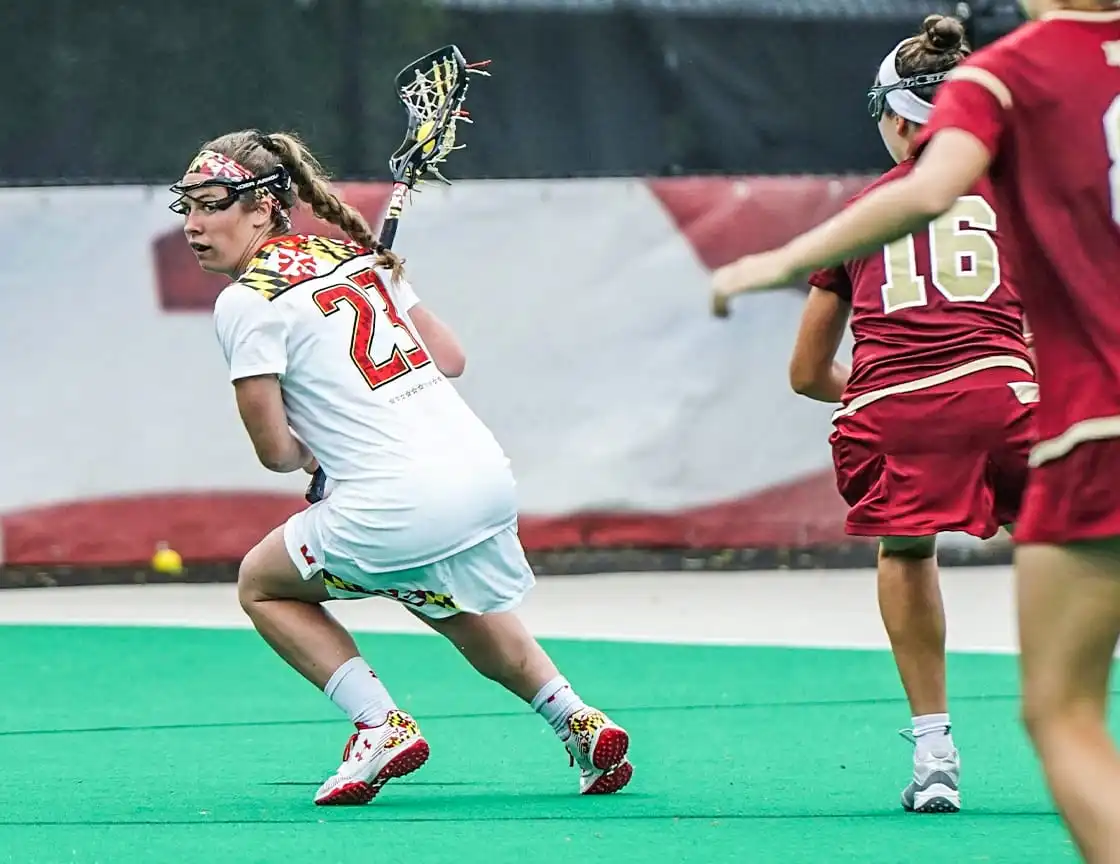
[
  {"left": 392, "top": 46, "right": 488, "bottom": 185},
  {"left": 415, "top": 121, "right": 439, "bottom": 157}
]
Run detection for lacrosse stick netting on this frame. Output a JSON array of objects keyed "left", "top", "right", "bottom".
[{"left": 389, "top": 46, "right": 491, "bottom": 188}]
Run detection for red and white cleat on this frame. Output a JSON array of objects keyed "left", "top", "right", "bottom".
[
  {"left": 314, "top": 709, "right": 430, "bottom": 805},
  {"left": 563, "top": 707, "right": 633, "bottom": 795}
]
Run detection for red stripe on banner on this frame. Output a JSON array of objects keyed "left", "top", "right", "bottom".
[
  {"left": 0, "top": 493, "right": 306, "bottom": 565},
  {"left": 154, "top": 183, "right": 395, "bottom": 312},
  {"left": 518, "top": 468, "right": 849, "bottom": 549},
  {"left": 647, "top": 176, "right": 873, "bottom": 273},
  {"left": 0, "top": 470, "right": 850, "bottom": 566}
]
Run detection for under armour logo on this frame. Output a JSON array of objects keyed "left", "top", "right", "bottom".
[{"left": 300, "top": 544, "right": 316, "bottom": 566}]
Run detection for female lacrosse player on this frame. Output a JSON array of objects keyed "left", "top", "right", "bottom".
[
  {"left": 712, "top": 1, "right": 1120, "bottom": 858},
  {"left": 749, "top": 14, "right": 1036, "bottom": 815},
  {"left": 172, "top": 130, "right": 633, "bottom": 805}
]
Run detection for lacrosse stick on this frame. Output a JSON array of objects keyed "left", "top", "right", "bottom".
[{"left": 305, "top": 44, "right": 491, "bottom": 504}]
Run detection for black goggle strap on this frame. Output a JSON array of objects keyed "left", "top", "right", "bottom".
[
  {"left": 866, "top": 70, "right": 949, "bottom": 120},
  {"left": 168, "top": 166, "right": 292, "bottom": 214}
]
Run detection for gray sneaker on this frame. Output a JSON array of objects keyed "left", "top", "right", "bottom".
[{"left": 899, "top": 729, "right": 961, "bottom": 813}]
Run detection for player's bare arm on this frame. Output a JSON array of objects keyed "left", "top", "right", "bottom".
[
  {"left": 711, "top": 129, "right": 993, "bottom": 314},
  {"left": 409, "top": 304, "right": 466, "bottom": 378},
  {"left": 233, "top": 373, "right": 314, "bottom": 473},
  {"left": 788, "top": 288, "right": 851, "bottom": 403}
]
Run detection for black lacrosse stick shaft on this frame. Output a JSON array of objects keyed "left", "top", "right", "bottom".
[
  {"left": 305, "top": 466, "right": 328, "bottom": 504},
  {"left": 305, "top": 44, "right": 481, "bottom": 506},
  {"left": 304, "top": 208, "right": 405, "bottom": 504}
]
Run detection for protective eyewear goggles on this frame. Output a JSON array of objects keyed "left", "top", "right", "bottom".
[
  {"left": 866, "top": 71, "right": 949, "bottom": 122},
  {"left": 168, "top": 166, "right": 291, "bottom": 215}
]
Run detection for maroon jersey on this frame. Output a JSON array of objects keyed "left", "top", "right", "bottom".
[
  {"left": 919, "top": 10, "right": 1120, "bottom": 463},
  {"left": 809, "top": 158, "right": 1032, "bottom": 410}
]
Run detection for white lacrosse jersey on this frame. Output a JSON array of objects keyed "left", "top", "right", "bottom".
[{"left": 213, "top": 234, "right": 518, "bottom": 571}]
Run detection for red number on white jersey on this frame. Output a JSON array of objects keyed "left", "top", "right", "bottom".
[{"left": 312, "top": 269, "right": 431, "bottom": 391}]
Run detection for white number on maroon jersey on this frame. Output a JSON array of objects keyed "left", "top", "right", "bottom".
[
  {"left": 1104, "top": 95, "right": 1120, "bottom": 226},
  {"left": 880, "top": 195, "right": 1001, "bottom": 314}
]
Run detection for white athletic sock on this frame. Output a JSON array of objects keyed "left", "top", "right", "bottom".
[
  {"left": 912, "top": 712, "right": 954, "bottom": 758},
  {"left": 324, "top": 657, "right": 396, "bottom": 728},
  {"left": 530, "top": 676, "right": 586, "bottom": 739}
]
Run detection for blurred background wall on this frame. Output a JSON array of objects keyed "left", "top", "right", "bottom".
[{"left": 0, "top": 0, "right": 1025, "bottom": 582}]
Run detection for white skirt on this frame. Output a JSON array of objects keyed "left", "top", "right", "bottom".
[{"left": 283, "top": 503, "right": 535, "bottom": 620}]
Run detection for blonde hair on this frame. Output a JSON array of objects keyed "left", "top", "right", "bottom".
[{"left": 196, "top": 130, "right": 405, "bottom": 281}]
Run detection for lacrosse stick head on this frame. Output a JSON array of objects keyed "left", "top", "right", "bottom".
[{"left": 387, "top": 44, "right": 490, "bottom": 189}]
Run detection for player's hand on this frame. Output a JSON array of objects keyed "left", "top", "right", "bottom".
[
  {"left": 302, "top": 455, "right": 320, "bottom": 475},
  {"left": 711, "top": 250, "right": 796, "bottom": 318}
]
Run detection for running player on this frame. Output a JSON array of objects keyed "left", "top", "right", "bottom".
[
  {"left": 780, "top": 14, "right": 1035, "bottom": 814},
  {"left": 171, "top": 130, "right": 633, "bottom": 805},
  {"left": 711, "top": 2, "right": 1120, "bottom": 858}
]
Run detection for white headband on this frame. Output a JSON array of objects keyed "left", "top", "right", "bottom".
[{"left": 877, "top": 40, "right": 935, "bottom": 125}]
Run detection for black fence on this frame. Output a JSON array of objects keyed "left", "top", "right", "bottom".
[{"left": 0, "top": 0, "right": 1023, "bottom": 184}]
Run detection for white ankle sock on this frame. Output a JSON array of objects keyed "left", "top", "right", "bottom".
[
  {"left": 324, "top": 657, "right": 396, "bottom": 728},
  {"left": 912, "top": 712, "right": 954, "bottom": 757},
  {"left": 530, "top": 676, "right": 585, "bottom": 738}
]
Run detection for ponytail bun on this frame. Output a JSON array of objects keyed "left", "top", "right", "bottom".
[{"left": 920, "top": 14, "right": 966, "bottom": 55}]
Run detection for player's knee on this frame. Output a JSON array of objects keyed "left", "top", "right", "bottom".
[
  {"left": 1018, "top": 668, "right": 1097, "bottom": 750},
  {"left": 1019, "top": 686, "right": 1073, "bottom": 750},
  {"left": 1020, "top": 698, "right": 1046, "bottom": 746},
  {"left": 879, "top": 535, "right": 937, "bottom": 559},
  {"left": 237, "top": 554, "right": 266, "bottom": 612},
  {"left": 236, "top": 536, "right": 280, "bottom": 609}
]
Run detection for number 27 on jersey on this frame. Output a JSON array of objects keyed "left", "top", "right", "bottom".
[{"left": 312, "top": 268, "right": 432, "bottom": 391}]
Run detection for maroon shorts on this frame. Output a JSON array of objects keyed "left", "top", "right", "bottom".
[
  {"left": 1016, "top": 438, "right": 1120, "bottom": 544},
  {"left": 830, "top": 369, "right": 1036, "bottom": 539}
]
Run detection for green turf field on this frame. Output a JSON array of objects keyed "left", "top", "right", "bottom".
[{"left": 0, "top": 625, "right": 1082, "bottom": 863}]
